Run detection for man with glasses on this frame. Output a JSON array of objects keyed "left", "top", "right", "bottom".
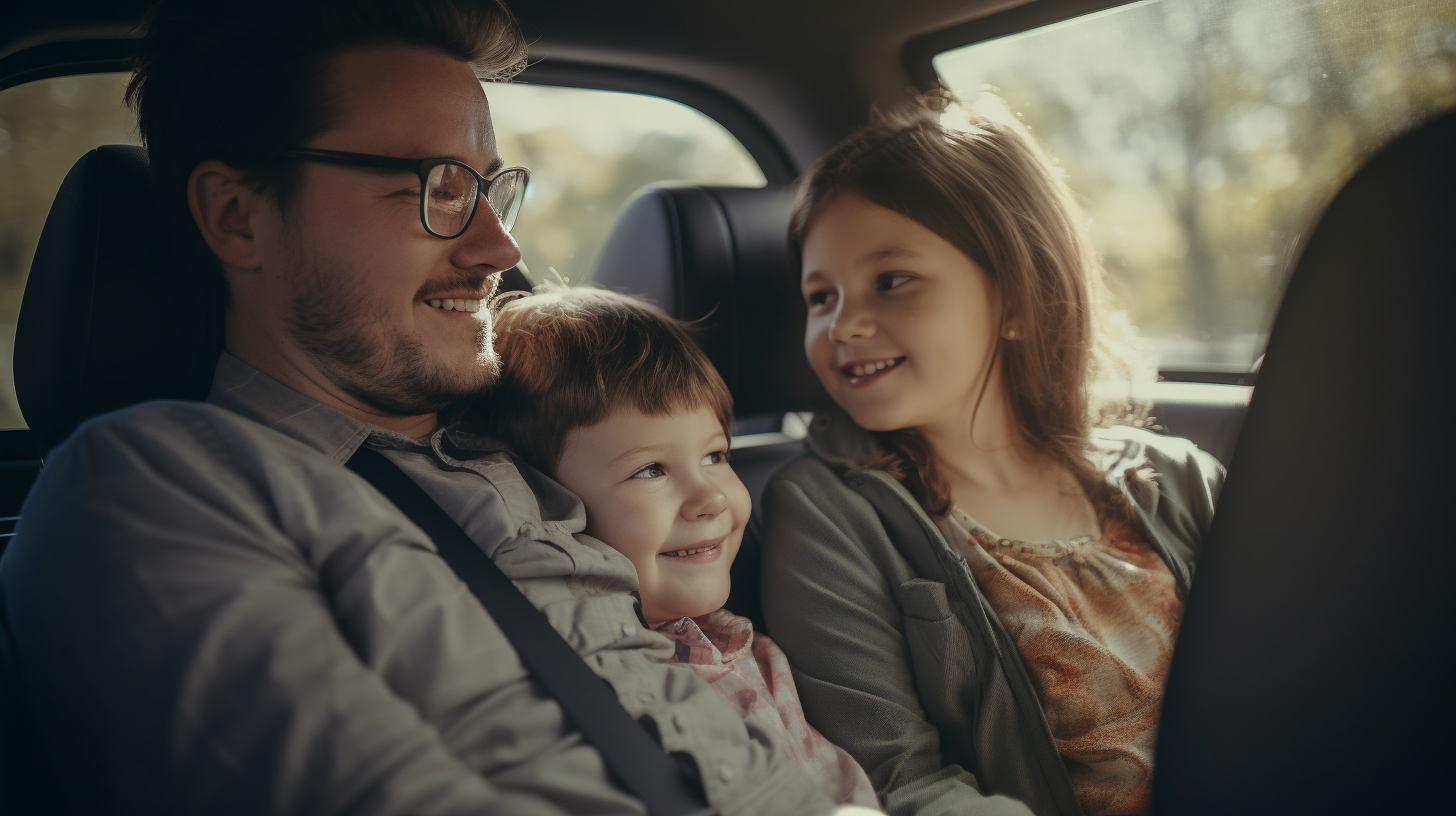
[{"left": 0, "top": 2, "right": 861, "bottom": 815}]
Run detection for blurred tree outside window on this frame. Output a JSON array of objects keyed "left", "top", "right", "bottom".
[
  {"left": 0, "top": 75, "right": 765, "bottom": 430},
  {"left": 934, "top": 0, "right": 1456, "bottom": 375}
]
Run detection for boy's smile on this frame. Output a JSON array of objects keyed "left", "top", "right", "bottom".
[{"left": 553, "top": 406, "right": 748, "bottom": 625}]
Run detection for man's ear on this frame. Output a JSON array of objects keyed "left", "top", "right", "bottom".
[{"left": 187, "top": 160, "right": 268, "bottom": 272}]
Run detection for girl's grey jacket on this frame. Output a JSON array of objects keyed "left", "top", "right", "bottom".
[{"left": 760, "top": 411, "right": 1225, "bottom": 816}]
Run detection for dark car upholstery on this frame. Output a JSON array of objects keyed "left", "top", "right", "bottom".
[
  {"left": 1, "top": 144, "right": 182, "bottom": 816},
  {"left": 15, "top": 145, "right": 223, "bottom": 460},
  {"left": 1153, "top": 109, "right": 1454, "bottom": 814}
]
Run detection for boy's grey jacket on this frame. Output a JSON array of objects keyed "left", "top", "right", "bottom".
[{"left": 760, "top": 410, "right": 1225, "bottom": 816}]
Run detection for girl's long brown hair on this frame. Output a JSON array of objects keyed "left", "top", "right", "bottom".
[{"left": 789, "top": 93, "right": 1148, "bottom": 520}]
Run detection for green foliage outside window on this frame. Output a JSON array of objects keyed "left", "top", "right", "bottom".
[{"left": 935, "top": 0, "right": 1456, "bottom": 372}]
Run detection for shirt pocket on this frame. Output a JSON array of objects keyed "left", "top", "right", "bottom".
[{"left": 898, "top": 579, "right": 980, "bottom": 752}]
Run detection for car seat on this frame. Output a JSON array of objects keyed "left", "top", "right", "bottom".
[
  {"left": 1, "top": 145, "right": 185, "bottom": 813},
  {"left": 1151, "top": 110, "right": 1455, "bottom": 813}
]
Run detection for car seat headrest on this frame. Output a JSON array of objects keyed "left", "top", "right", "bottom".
[
  {"left": 590, "top": 184, "right": 831, "bottom": 419},
  {"left": 1152, "top": 109, "right": 1455, "bottom": 813},
  {"left": 15, "top": 145, "right": 223, "bottom": 458}
]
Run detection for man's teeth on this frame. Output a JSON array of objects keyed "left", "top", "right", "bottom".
[
  {"left": 426, "top": 298, "right": 482, "bottom": 313},
  {"left": 664, "top": 543, "right": 717, "bottom": 557},
  {"left": 848, "top": 357, "right": 903, "bottom": 377}
]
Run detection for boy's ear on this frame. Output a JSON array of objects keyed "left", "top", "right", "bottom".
[{"left": 187, "top": 160, "right": 267, "bottom": 272}]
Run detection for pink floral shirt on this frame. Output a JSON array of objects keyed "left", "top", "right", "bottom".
[{"left": 653, "top": 609, "right": 880, "bottom": 809}]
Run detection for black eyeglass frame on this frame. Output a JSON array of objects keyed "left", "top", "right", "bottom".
[{"left": 281, "top": 147, "right": 530, "bottom": 238}]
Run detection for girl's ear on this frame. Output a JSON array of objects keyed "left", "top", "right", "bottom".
[{"left": 1001, "top": 315, "right": 1023, "bottom": 341}]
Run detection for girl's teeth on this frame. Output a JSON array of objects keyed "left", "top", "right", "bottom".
[{"left": 665, "top": 544, "right": 716, "bottom": 557}]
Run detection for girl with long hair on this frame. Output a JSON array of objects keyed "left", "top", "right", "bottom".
[{"left": 760, "top": 95, "right": 1223, "bottom": 816}]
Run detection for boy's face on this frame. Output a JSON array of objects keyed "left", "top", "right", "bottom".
[{"left": 555, "top": 406, "right": 748, "bottom": 625}]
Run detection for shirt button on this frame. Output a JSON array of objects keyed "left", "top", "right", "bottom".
[
  {"left": 621, "top": 623, "right": 634, "bottom": 637},
  {"left": 672, "top": 713, "right": 684, "bottom": 730},
  {"left": 518, "top": 522, "right": 534, "bottom": 537},
  {"left": 718, "top": 765, "right": 734, "bottom": 783}
]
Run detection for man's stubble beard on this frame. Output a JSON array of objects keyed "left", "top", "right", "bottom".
[{"left": 283, "top": 244, "right": 501, "bottom": 418}]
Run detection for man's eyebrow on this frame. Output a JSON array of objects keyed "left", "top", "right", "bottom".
[{"left": 484, "top": 155, "right": 506, "bottom": 175}]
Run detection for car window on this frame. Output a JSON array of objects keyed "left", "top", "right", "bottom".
[
  {"left": 933, "top": 0, "right": 1456, "bottom": 378},
  {"left": 0, "top": 75, "right": 766, "bottom": 430}
]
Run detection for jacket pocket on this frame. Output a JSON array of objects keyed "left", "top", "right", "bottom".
[
  {"left": 899, "top": 579, "right": 980, "bottom": 766},
  {"left": 900, "top": 578, "right": 953, "bottom": 622}
]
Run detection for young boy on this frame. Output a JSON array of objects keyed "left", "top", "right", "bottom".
[{"left": 467, "top": 285, "right": 879, "bottom": 810}]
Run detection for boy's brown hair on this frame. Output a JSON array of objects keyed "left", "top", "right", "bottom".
[{"left": 467, "top": 286, "right": 734, "bottom": 475}]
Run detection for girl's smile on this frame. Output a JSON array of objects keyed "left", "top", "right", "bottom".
[{"left": 840, "top": 355, "right": 906, "bottom": 386}]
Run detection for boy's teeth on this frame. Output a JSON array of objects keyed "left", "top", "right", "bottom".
[
  {"left": 848, "top": 358, "right": 900, "bottom": 377},
  {"left": 665, "top": 543, "right": 716, "bottom": 557},
  {"left": 426, "top": 298, "right": 482, "bottom": 313}
]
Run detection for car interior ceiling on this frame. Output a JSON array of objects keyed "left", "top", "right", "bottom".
[{"left": 2, "top": 0, "right": 1450, "bottom": 813}]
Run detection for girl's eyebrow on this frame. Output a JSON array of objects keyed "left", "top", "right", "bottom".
[{"left": 864, "top": 247, "right": 919, "bottom": 262}]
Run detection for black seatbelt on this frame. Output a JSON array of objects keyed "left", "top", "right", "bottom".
[{"left": 345, "top": 447, "right": 713, "bottom": 816}]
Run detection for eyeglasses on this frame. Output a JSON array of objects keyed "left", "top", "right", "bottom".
[{"left": 281, "top": 148, "right": 529, "bottom": 239}]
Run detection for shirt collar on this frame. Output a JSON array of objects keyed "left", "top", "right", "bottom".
[
  {"left": 206, "top": 352, "right": 375, "bottom": 463},
  {"left": 653, "top": 609, "right": 754, "bottom": 665}
]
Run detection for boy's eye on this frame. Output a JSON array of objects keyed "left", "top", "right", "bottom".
[
  {"left": 876, "top": 272, "right": 913, "bottom": 291},
  {"left": 805, "top": 290, "right": 832, "bottom": 307},
  {"left": 630, "top": 463, "right": 666, "bottom": 480},
  {"left": 701, "top": 450, "right": 730, "bottom": 466}
]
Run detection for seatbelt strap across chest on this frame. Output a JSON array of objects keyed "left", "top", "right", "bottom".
[{"left": 345, "top": 446, "right": 714, "bottom": 816}]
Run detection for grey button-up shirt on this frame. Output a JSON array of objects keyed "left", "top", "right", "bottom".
[{"left": 1, "top": 354, "right": 831, "bottom": 816}]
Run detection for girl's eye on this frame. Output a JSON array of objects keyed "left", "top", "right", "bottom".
[
  {"left": 630, "top": 463, "right": 666, "bottom": 479},
  {"left": 876, "top": 272, "right": 914, "bottom": 291},
  {"left": 805, "top": 290, "right": 832, "bottom": 308},
  {"left": 701, "top": 450, "right": 730, "bottom": 466}
]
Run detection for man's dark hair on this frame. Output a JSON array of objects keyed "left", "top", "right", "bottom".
[{"left": 126, "top": 0, "right": 528, "bottom": 294}]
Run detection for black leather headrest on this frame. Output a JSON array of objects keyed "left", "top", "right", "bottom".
[
  {"left": 15, "top": 145, "right": 223, "bottom": 457},
  {"left": 591, "top": 184, "right": 830, "bottom": 418},
  {"left": 1153, "top": 110, "right": 1455, "bottom": 813}
]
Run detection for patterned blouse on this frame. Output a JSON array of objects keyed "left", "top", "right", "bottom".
[
  {"left": 942, "top": 509, "right": 1183, "bottom": 816},
  {"left": 653, "top": 609, "right": 880, "bottom": 809}
]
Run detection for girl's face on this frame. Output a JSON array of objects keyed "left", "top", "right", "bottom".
[
  {"left": 553, "top": 406, "right": 748, "bottom": 625},
  {"left": 801, "top": 193, "right": 1003, "bottom": 435}
]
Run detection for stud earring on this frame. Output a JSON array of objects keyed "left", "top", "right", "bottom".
[{"left": 1003, "top": 327, "right": 1018, "bottom": 340}]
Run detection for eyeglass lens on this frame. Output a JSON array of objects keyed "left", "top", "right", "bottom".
[{"left": 423, "top": 163, "right": 526, "bottom": 237}]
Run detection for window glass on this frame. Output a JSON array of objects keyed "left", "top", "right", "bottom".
[
  {"left": 0, "top": 75, "right": 766, "bottom": 430},
  {"left": 934, "top": 0, "right": 1456, "bottom": 374}
]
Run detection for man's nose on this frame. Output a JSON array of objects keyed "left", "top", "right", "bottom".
[
  {"left": 450, "top": 191, "right": 522, "bottom": 272},
  {"left": 828, "top": 296, "right": 875, "bottom": 343}
]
